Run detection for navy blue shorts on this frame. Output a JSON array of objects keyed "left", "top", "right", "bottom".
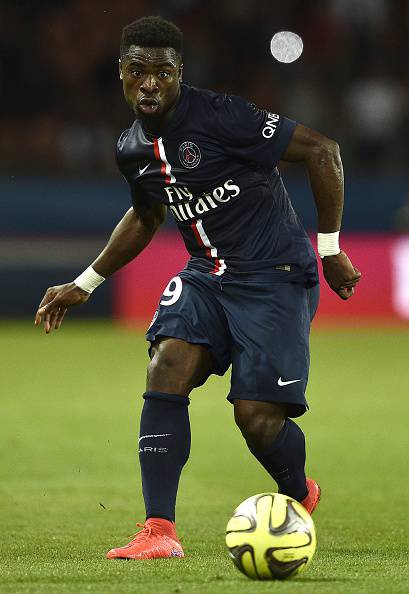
[{"left": 146, "top": 269, "right": 319, "bottom": 418}]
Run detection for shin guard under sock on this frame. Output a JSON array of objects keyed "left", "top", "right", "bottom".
[
  {"left": 139, "top": 391, "right": 190, "bottom": 522},
  {"left": 248, "top": 418, "right": 308, "bottom": 501}
]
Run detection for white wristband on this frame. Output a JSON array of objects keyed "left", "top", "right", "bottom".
[
  {"left": 317, "top": 232, "right": 341, "bottom": 258},
  {"left": 74, "top": 266, "right": 105, "bottom": 293}
]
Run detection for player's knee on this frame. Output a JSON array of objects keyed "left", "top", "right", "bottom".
[
  {"left": 146, "top": 338, "right": 212, "bottom": 395},
  {"left": 147, "top": 349, "right": 178, "bottom": 384},
  {"left": 234, "top": 400, "right": 286, "bottom": 450}
]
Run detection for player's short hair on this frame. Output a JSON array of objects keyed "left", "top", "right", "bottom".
[{"left": 120, "top": 16, "right": 183, "bottom": 59}]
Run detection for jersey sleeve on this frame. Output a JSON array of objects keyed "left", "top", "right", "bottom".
[
  {"left": 215, "top": 94, "right": 296, "bottom": 169},
  {"left": 116, "top": 128, "right": 137, "bottom": 200},
  {"left": 116, "top": 129, "right": 130, "bottom": 178}
]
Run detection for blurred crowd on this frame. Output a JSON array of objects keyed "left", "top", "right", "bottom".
[{"left": 1, "top": 0, "right": 408, "bottom": 176}]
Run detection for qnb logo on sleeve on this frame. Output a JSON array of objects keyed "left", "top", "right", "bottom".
[
  {"left": 139, "top": 433, "right": 171, "bottom": 454},
  {"left": 262, "top": 113, "right": 280, "bottom": 138}
]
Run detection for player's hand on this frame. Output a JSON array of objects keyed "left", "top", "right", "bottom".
[
  {"left": 321, "top": 251, "right": 361, "bottom": 300},
  {"left": 34, "top": 283, "right": 90, "bottom": 333}
]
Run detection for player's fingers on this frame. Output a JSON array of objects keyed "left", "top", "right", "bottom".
[
  {"left": 338, "top": 287, "right": 354, "bottom": 300},
  {"left": 55, "top": 308, "right": 68, "bottom": 330},
  {"left": 339, "top": 270, "right": 362, "bottom": 288},
  {"left": 44, "top": 312, "right": 51, "bottom": 333},
  {"left": 52, "top": 307, "right": 66, "bottom": 330},
  {"left": 37, "top": 290, "right": 57, "bottom": 312},
  {"left": 345, "top": 269, "right": 361, "bottom": 285},
  {"left": 340, "top": 277, "right": 360, "bottom": 288},
  {"left": 40, "top": 300, "right": 61, "bottom": 333},
  {"left": 49, "top": 309, "right": 60, "bottom": 332},
  {"left": 38, "top": 297, "right": 61, "bottom": 318},
  {"left": 35, "top": 292, "right": 54, "bottom": 325}
]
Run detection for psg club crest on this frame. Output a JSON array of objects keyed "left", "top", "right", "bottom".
[{"left": 178, "top": 141, "right": 201, "bottom": 169}]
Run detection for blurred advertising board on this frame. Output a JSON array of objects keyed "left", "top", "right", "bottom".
[{"left": 114, "top": 233, "right": 409, "bottom": 326}]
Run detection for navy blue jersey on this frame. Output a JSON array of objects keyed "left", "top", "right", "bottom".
[{"left": 117, "top": 84, "right": 318, "bottom": 284}]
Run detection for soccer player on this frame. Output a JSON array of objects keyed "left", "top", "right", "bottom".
[{"left": 35, "top": 16, "right": 361, "bottom": 560}]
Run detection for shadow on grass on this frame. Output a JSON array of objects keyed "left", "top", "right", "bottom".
[
  {"left": 204, "top": 574, "right": 361, "bottom": 585},
  {"left": 294, "top": 577, "right": 361, "bottom": 583}
]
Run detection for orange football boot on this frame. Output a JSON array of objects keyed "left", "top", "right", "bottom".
[
  {"left": 300, "top": 477, "right": 321, "bottom": 515},
  {"left": 106, "top": 518, "right": 184, "bottom": 560}
]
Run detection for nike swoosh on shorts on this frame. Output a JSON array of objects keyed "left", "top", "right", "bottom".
[{"left": 277, "top": 377, "right": 302, "bottom": 386}]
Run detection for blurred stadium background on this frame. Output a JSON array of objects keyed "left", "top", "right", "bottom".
[{"left": 1, "top": 2, "right": 409, "bottom": 592}]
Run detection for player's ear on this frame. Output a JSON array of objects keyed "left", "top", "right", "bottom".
[
  {"left": 178, "top": 62, "right": 183, "bottom": 82},
  {"left": 119, "top": 58, "right": 123, "bottom": 80}
]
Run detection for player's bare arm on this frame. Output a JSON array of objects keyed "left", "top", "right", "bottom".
[
  {"left": 34, "top": 201, "right": 166, "bottom": 333},
  {"left": 92, "top": 200, "right": 166, "bottom": 277},
  {"left": 283, "top": 124, "right": 361, "bottom": 300}
]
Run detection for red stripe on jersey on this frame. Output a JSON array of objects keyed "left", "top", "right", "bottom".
[
  {"left": 153, "top": 137, "right": 160, "bottom": 160},
  {"left": 190, "top": 220, "right": 227, "bottom": 277},
  {"left": 153, "top": 138, "right": 167, "bottom": 180},
  {"left": 153, "top": 138, "right": 172, "bottom": 184},
  {"left": 190, "top": 221, "right": 211, "bottom": 258},
  {"left": 212, "top": 258, "right": 221, "bottom": 274}
]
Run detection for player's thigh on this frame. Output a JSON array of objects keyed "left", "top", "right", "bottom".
[
  {"left": 146, "top": 270, "right": 231, "bottom": 395},
  {"left": 147, "top": 337, "right": 214, "bottom": 396},
  {"left": 225, "top": 281, "right": 313, "bottom": 417}
]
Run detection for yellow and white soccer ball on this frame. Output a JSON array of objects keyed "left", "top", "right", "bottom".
[{"left": 226, "top": 492, "right": 316, "bottom": 580}]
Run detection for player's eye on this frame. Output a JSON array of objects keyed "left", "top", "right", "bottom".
[
  {"left": 130, "top": 70, "right": 143, "bottom": 78},
  {"left": 158, "top": 71, "right": 171, "bottom": 79}
]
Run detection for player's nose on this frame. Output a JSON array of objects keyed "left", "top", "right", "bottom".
[{"left": 141, "top": 75, "right": 159, "bottom": 93}]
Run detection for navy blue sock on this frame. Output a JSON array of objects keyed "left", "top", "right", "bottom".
[
  {"left": 248, "top": 418, "right": 308, "bottom": 501},
  {"left": 139, "top": 391, "right": 190, "bottom": 522}
]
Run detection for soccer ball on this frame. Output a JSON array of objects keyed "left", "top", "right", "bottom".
[{"left": 226, "top": 492, "right": 316, "bottom": 580}]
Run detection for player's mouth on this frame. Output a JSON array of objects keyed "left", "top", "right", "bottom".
[{"left": 138, "top": 97, "right": 160, "bottom": 115}]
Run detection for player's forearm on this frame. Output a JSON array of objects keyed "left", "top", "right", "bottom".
[
  {"left": 306, "top": 139, "right": 344, "bottom": 233},
  {"left": 92, "top": 207, "right": 161, "bottom": 278}
]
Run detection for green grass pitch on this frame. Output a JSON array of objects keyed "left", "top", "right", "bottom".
[{"left": 1, "top": 321, "right": 408, "bottom": 593}]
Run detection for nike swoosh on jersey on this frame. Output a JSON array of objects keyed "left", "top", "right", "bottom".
[
  {"left": 139, "top": 163, "right": 151, "bottom": 175},
  {"left": 277, "top": 377, "right": 302, "bottom": 386}
]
